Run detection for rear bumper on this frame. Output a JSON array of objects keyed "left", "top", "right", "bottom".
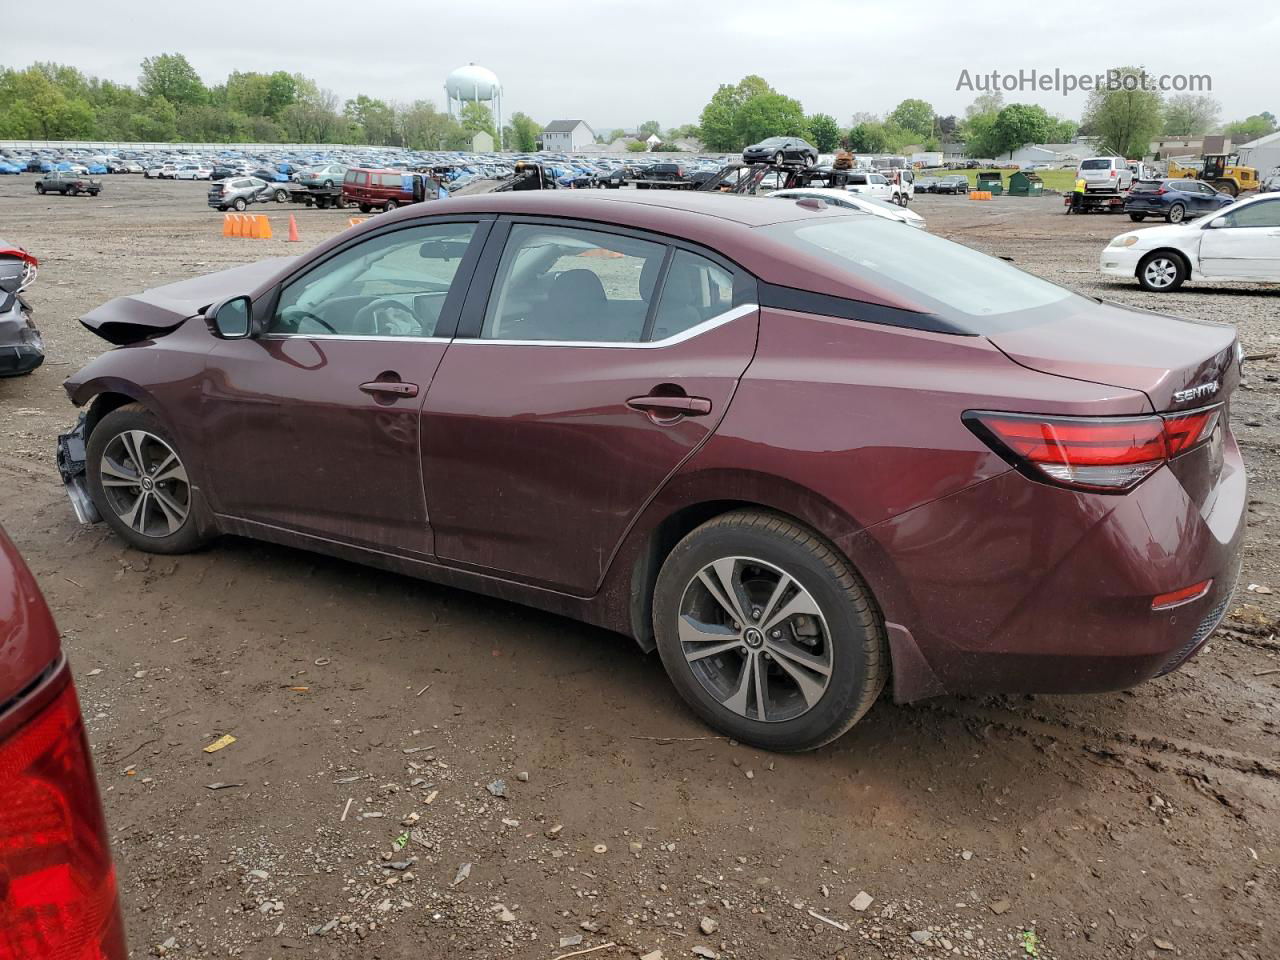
[{"left": 861, "top": 434, "right": 1246, "bottom": 700}]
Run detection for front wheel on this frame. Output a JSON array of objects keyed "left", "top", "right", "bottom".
[
  {"left": 1129, "top": 213, "right": 1147, "bottom": 221},
  {"left": 35, "top": 183, "right": 45, "bottom": 194},
  {"left": 85, "top": 404, "right": 209, "bottom": 554},
  {"left": 359, "top": 204, "right": 371, "bottom": 214},
  {"left": 233, "top": 197, "right": 247, "bottom": 211},
  {"left": 275, "top": 189, "right": 287, "bottom": 202},
  {"left": 1137, "top": 251, "right": 1187, "bottom": 292},
  {"left": 384, "top": 199, "right": 398, "bottom": 211},
  {"left": 653, "top": 510, "right": 888, "bottom": 752}
]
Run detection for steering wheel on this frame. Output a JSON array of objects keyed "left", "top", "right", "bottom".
[
  {"left": 354, "top": 298, "right": 422, "bottom": 337},
  {"left": 280, "top": 307, "right": 339, "bottom": 334}
]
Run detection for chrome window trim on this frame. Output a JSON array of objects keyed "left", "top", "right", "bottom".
[
  {"left": 260, "top": 334, "right": 453, "bottom": 343},
  {"left": 462, "top": 302, "right": 759, "bottom": 349}
]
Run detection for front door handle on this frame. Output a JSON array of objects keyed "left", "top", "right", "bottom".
[
  {"left": 626, "top": 395, "right": 712, "bottom": 417},
  {"left": 360, "top": 380, "right": 419, "bottom": 398}
]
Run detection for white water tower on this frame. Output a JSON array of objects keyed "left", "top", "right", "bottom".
[{"left": 445, "top": 63, "right": 503, "bottom": 149}]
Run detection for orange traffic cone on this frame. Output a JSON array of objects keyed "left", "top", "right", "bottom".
[
  {"left": 258, "top": 215, "right": 272, "bottom": 240},
  {"left": 222, "top": 214, "right": 233, "bottom": 237},
  {"left": 287, "top": 214, "right": 300, "bottom": 242},
  {"left": 235, "top": 214, "right": 247, "bottom": 237}
]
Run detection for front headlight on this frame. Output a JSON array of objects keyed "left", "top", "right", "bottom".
[{"left": 1108, "top": 235, "right": 1140, "bottom": 248}]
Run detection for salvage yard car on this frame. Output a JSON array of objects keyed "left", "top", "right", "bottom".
[
  {"left": 768, "top": 187, "right": 926, "bottom": 228},
  {"left": 742, "top": 136, "right": 819, "bottom": 167},
  {"left": 207, "top": 176, "right": 283, "bottom": 211},
  {"left": 1101, "top": 192, "right": 1280, "bottom": 291},
  {"left": 35, "top": 171, "right": 102, "bottom": 196},
  {"left": 935, "top": 175, "right": 970, "bottom": 195},
  {"left": 1125, "top": 179, "right": 1234, "bottom": 224},
  {"left": 56, "top": 191, "right": 1245, "bottom": 752}
]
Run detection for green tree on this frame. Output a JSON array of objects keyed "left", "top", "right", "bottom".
[
  {"left": 398, "top": 101, "right": 467, "bottom": 150},
  {"left": 989, "top": 103, "right": 1054, "bottom": 157},
  {"left": 345, "top": 94, "right": 399, "bottom": 145},
  {"left": 625, "top": 140, "right": 648, "bottom": 153},
  {"left": 638, "top": 119, "right": 662, "bottom": 137},
  {"left": 888, "top": 98, "right": 934, "bottom": 141},
  {"left": 139, "top": 53, "right": 207, "bottom": 106},
  {"left": 1082, "top": 67, "right": 1164, "bottom": 158},
  {"left": 806, "top": 113, "right": 840, "bottom": 152},
  {"left": 965, "top": 92, "right": 1004, "bottom": 118},
  {"left": 698, "top": 75, "right": 777, "bottom": 150},
  {"left": 734, "top": 92, "right": 808, "bottom": 145},
  {"left": 458, "top": 101, "right": 498, "bottom": 145},
  {"left": 847, "top": 121, "right": 890, "bottom": 153},
  {"left": 961, "top": 110, "right": 1001, "bottom": 158},
  {"left": 1162, "top": 94, "right": 1219, "bottom": 136},
  {"left": 508, "top": 112, "right": 541, "bottom": 152},
  {"left": 1223, "top": 114, "right": 1277, "bottom": 141}
]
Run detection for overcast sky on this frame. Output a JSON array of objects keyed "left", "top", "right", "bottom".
[{"left": 4, "top": 0, "right": 1276, "bottom": 130}]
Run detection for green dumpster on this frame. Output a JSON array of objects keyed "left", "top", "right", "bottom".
[
  {"left": 1008, "top": 171, "right": 1044, "bottom": 196},
  {"left": 975, "top": 171, "right": 1004, "bottom": 195}
]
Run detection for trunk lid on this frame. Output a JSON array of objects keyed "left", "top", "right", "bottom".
[
  {"left": 0, "top": 527, "right": 60, "bottom": 714},
  {"left": 79, "top": 256, "right": 296, "bottom": 345},
  {"left": 987, "top": 300, "right": 1239, "bottom": 412}
]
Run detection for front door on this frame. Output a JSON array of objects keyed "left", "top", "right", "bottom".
[
  {"left": 201, "top": 218, "right": 487, "bottom": 556},
  {"left": 420, "top": 220, "right": 759, "bottom": 594},
  {"left": 1200, "top": 198, "right": 1280, "bottom": 280}
]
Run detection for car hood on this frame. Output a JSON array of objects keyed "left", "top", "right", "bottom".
[
  {"left": 987, "top": 299, "right": 1238, "bottom": 412},
  {"left": 80, "top": 257, "right": 296, "bottom": 345},
  {"left": 1125, "top": 223, "right": 1200, "bottom": 245}
]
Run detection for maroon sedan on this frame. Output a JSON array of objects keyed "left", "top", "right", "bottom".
[
  {"left": 0, "top": 525, "right": 127, "bottom": 957},
  {"left": 56, "top": 191, "right": 1244, "bottom": 751}
]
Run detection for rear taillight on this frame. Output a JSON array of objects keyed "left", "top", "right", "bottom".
[
  {"left": 1156, "top": 187, "right": 1167, "bottom": 195},
  {"left": 0, "top": 675, "right": 126, "bottom": 960},
  {"left": 965, "top": 407, "right": 1221, "bottom": 492}
]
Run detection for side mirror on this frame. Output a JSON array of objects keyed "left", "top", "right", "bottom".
[
  {"left": 1206, "top": 217, "right": 1228, "bottom": 229},
  {"left": 207, "top": 295, "right": 252, "bottom": 339}
]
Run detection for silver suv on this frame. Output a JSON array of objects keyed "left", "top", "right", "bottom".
[{"left": 208, "top": 177, "right": 275, "bottom": 211}]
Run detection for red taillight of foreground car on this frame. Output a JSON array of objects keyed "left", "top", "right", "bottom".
[
  {"left": 0, "top": 676, "right": 126, "bottom": 960},
  {"left": 965, "top": 407, "right": 1221, "bottom": 492}
]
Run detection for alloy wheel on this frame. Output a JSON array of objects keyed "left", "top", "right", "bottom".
[
  {"left": 98, "top": 430, "right": 190, "bottom": 538},
  {"left": 678, "top": 556, "right": 833, "bottom": 723},
  {"left": 1143, "top": 257, "right": 1179, "bottom": 289}
]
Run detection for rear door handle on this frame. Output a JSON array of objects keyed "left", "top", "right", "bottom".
[
  {"left": 360, "top": 380, "right": 419, "bottom": 398},
  {"left": 626, "top": 395, "right": 712, "bottom": 417}
]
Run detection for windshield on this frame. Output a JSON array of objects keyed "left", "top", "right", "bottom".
[
  {"left": 1080, "top": 159, "right": 1111, "bottom": 170},
  {"left": 762, "top": 218, "right": 1079, "bottom": 333}
]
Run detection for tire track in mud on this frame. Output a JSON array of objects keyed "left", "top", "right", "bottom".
[{"left": 912, "top": 698, "right": 1280, "bottom": 789}]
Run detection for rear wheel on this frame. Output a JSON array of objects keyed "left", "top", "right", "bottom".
[
  {"left": 1166, "top": 203, "right": 1186, "bottom": 224},
  {"left": 359, "top": 203, "right": 371, "bottom": 213},
  {"left": 275, "top": 189, "right": 287, "bottom": 202},
  {"left": 1137, "top": 251, "right": 1187, "bottom": 292},
  {"left": 86, "top": 404, "right": 208, "bottom": 554},
  {"left": 384, "top": 199, "right": 398, "bottom": 211},
  {"left": 653, "top": 510, "right": 888, "bottom": 752}
]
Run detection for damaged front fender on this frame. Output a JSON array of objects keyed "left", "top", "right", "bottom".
[{"left": 56, "top": 415, "right": 101, "bottom": 525}]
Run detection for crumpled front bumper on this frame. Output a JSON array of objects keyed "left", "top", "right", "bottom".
[
  {"left": 56, "top": 415, "right": 101, "bottom": 524},
  {"left": 0, "top": 299, "right": 44, "bottom": 377}
]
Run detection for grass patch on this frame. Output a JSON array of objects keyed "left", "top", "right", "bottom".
[{"left": 918, "top": 168, "right": 1078, "bottom": 192}]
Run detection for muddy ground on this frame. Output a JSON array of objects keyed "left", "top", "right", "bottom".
[{"left": 0, "top": 175, "right": 1277, "bottom": 960}]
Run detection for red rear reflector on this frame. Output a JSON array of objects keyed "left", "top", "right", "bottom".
[
  {"left": 0, "top": 675, "right": 126, "bottom": 960},
  {"left": 1152, "top": 580, "right": 1212, "bottom": 610},
  {"left": 965, "top": 407, "right": 1220, "bottom": 492}
]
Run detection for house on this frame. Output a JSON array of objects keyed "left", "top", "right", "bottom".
[
  {"left": 1149, "top": 136, "right": 1234, "bottom": 160},
  {"left": 541, "top": 120, "right": 596, "bottom": 152},
  {"left": 471, "top": 131, "right": 494, "bottom": 153},
  {"left": 644, "top": 133, "right": 662, "bottom": 150},
  {"left": 1236, "top": 130, "right": 1280, "bottom": 178}
]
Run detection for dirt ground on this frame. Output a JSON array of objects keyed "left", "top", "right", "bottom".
[{"left": 1, "top": 175, "right": 1277, "bottom": 960}]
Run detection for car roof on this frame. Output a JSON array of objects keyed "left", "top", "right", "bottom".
[{"left": 303, "top": 191, "right": 919, "bottom": 312}]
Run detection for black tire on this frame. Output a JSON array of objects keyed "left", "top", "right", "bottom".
[
  {"left": 89, "top": 190, "right": 100, "bottom": 196},
  {"left": 233, "top": 197, "right": 247, "bottom": 211},
  {"left": 274, "top": 189, "right": 287, "bottom": 202},
  {"left": 1129, "top": 213, "right": 1147, "bottom": 221},
  {"left": 35, "top": 183, "right": 45, "bottom": 194},
  {"left": 359, "top": 203, "right": 371, "bottom": 214},
  {"left": 384, "top": 199, "right": 398, "bottom": 211},
  {"left": 773, "top": 151, "right": 784, "bottom": 166},
  {"left": 652, "top": 510, "right": 888, "bottom": 752},
  {"left": 1166, "top": 203, "right": 1186, "bottom": 224},
  {"left": 1137, "top": 250, "right": 1188, "bottom": 293},
  {"left": 85, "top": 403, "right": 208, "bottom": 555},
  {"left": 323, "top": 179, "right": 333, "bottom": 189}
]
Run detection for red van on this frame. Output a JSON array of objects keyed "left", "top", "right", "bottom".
[{"left": 341, "top": 168, "right": 438, "bottom": 213}]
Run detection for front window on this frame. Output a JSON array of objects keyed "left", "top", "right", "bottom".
[
  {"left": 270, "top": 223, "right": 476, "bottom": 338},
  {"left": 762, "top": 218, "right": 1077, "bottom": 332},
  {"left": 1222, "top": 199, "right": 1280, "bottom": 228}
]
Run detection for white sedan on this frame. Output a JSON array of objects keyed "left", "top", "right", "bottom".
[
  {"left": 1100, "top": 193, "right": 1280, "bottom": 291},
  {"left": 769, "top": 187, "right": 926, "bottom": 229}
]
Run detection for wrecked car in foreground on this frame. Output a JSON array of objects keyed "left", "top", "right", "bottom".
[
  {"left": 56, "top": 191, "right": 1245, "bottom": 752},
  {"left": 0, "top": 241, "right": 44, "bottom": 377}
]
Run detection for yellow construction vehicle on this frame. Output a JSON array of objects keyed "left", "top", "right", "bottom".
[
  {"left": 1200, "top": 153, "right": 1258, "bottom": 196},
  {"left": 1166, "top": 156, "right": 1200, "bottom": 180}
]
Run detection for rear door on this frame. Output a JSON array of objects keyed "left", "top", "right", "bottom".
[
  {"left": 1200, "top": 197, "right": 1280, "bottom": 280},
  {"left": 419, "top": 219, "right": 759, "bottom": 594}
]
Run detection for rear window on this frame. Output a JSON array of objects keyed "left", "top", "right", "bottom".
[
  {"left": 761, "top": 217, "right": 1078, "bottom": 334},
  {"left": 1080, "top": 159, "right": 1111, "bottom": 170}
]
